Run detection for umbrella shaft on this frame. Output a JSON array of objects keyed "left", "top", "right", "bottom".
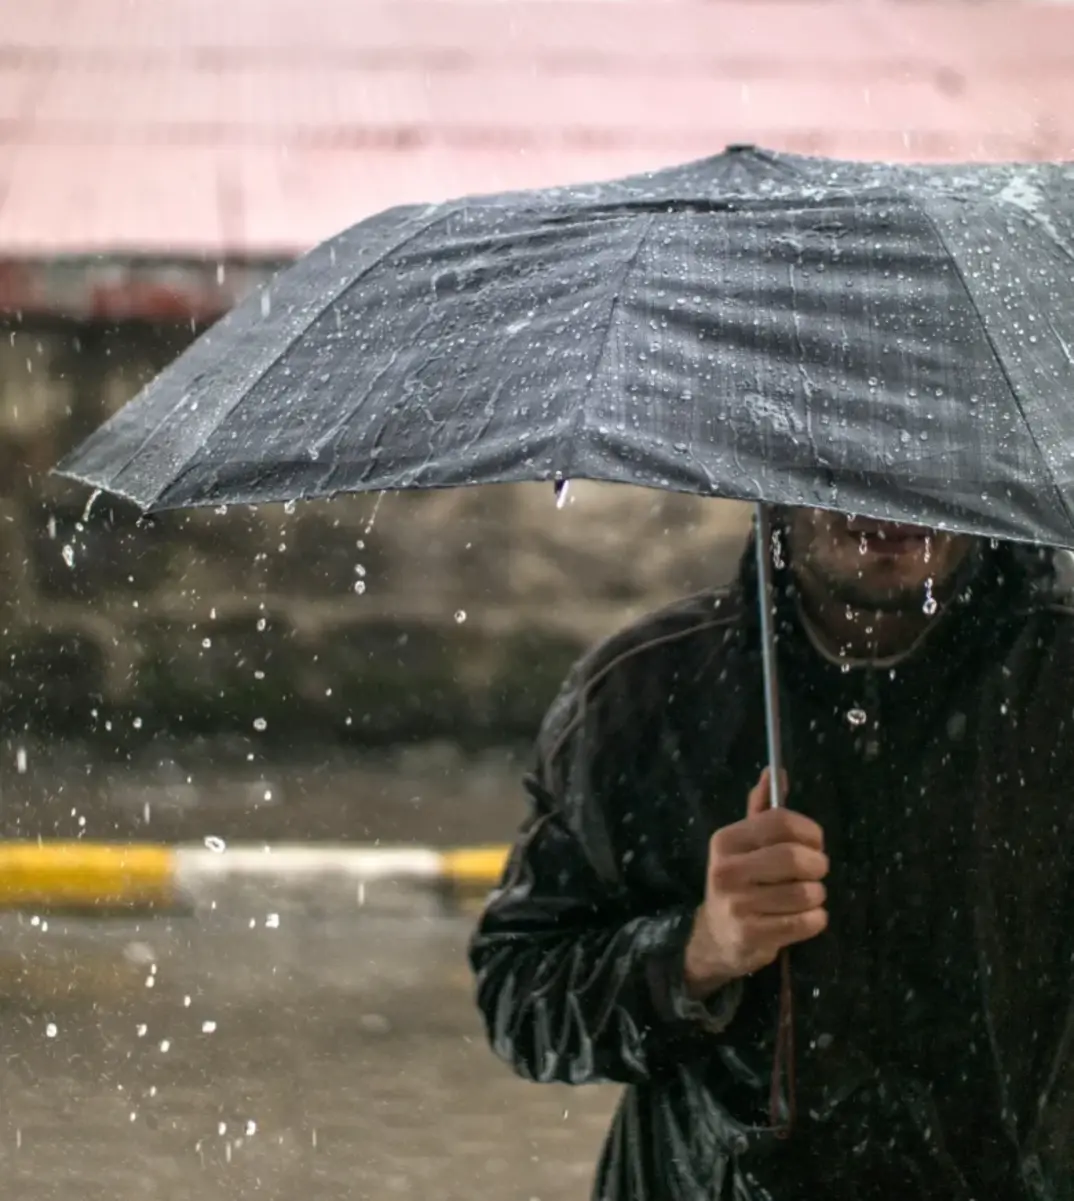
[{"left": 753, "top": 504, "right": 784, "bottom": 809}]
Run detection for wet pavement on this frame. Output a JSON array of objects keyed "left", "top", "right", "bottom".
[{"left": 0, "top": 905, "right": 615, "bottom": 1200}]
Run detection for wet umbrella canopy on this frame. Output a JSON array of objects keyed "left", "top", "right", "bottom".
[{"left": 57, "top": 145, "right": 1074, "bottom": 548}]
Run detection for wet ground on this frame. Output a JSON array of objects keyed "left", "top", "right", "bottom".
[{"left": 0, "top": 905, "right": 616, "bottom": 1200}]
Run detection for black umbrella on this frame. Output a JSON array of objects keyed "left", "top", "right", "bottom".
[
  {"left": 55, "top": 144, "right": 1074, "bottom": 1127},
  {"left": 55, "top": 141, "right": 1074, "bottom": 780}
]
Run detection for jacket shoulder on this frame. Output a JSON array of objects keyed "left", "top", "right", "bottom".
[{"left": 536, "top": 587, "right": 743, "bottom": 769}]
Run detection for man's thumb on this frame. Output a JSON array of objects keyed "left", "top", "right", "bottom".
[{"left": 746, "top": 767, "right": 789, "bottom": 816}]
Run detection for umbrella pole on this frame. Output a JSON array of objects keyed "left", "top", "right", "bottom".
[
  {"left": 752, "top": 503, "right": 784, "bottom": 809},
  {"left": 753, "top": 502, "right": 796, "bottom": 1135}
]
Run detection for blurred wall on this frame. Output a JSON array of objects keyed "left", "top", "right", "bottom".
[{"left": 0, "top": 318, "right": 751, "bottom": 749}]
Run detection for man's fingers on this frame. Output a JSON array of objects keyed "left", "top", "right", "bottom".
[
  {"left": 717, "top": 807, "right": 826, "bottom": 856},
  {"left": 746, "top": 909, "right": 829, "bottom": 953},
  {"left": 714, "top": 843, "right": 830, "bottom": 889},
  {"left": 734, "top": 881, "right": 827, "bottom": 917}
]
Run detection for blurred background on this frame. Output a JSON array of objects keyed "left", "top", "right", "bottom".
[{"left": 1, "top": 1, "right": 1073, "bottom": 1197}]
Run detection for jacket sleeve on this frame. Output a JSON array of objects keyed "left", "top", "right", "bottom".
[
  {"left": 468, "top": 673, "right": 742, "bottom": 1087},
  {"left": 1032, "top": 1017, "right": 1074, "bottom": 1198}
]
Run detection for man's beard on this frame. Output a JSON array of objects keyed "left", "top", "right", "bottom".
[{"left": 816, "top": 570, "right": 936, "bottom": 614}]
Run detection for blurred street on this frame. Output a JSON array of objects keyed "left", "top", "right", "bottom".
[{"left": 0, "top": 905, "right": 615, "bottom": 1201}]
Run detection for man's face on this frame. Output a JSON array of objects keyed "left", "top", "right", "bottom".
[{"left": 783, "top": 508, "right": 976, "bottom": 613}]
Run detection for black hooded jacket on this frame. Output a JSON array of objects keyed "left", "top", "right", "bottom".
[{"left": 469, "top": 544, "right": 1074, "bottom": 1200}]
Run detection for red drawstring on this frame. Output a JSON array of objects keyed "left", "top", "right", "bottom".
[{"left": 769, "top": 947, "right": 796, "bottom": 1138}]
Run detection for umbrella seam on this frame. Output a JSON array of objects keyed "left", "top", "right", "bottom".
[
  {"left": 157, "top": 208, "right": 455, "bottom": 509},
  {"left": 564, "top": 213, "right": 657, "bottom": 476},
  {"left": 918, "top": 204, "right": 1074, "bottom": 534}
]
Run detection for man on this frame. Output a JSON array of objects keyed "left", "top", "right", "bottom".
[{"left": 469, "top": 507, "right": 1074, "bottom": 1200}]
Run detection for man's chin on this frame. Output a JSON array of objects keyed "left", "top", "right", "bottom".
[{"left": 823, "top": 577, "right": 936, "bottom": 615}]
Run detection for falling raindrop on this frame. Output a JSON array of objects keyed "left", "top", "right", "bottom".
[
  {"left": 554, "top": 479, "right": 570, "bottom": 509},
  {"left": 15, "top": 747, "right": 27, "bottom": 774},
  {"left": 61, "top": 544, "right": 75, "bottom": 569},
  {"left": 354, "top": 580, "right": 366, "bottom": 595},
  {"left": 204, "top": 835, "right": 227, "bottom": 853},
  {"left": 923, "top": 578, "right": 938, "bottom": 616},
  {"left": 923, "top": 536, "right": 932, "bottom": 564},
  {"left": 846, "top": 708, "right": 867, "bottom": 727},
  {"left": 45, "top": 1022, "right": 57, "bottom": 1039},
  {"left": 253, "top": 717, "right": 267, "bottom": 732},
  {"left": 265, "top": 913, "right": 280, "bottom": 929},
  {"left": 858, "top": 532, "right": 868, "bottom": 556},
  {"left": 770, "top": 526, "right": 785, "bottom": 570},
  {"left": 246, "top": 1119, "right": 258, "bottom": 1136},
  {"left": 202, "top": 1020, "right": 218, "bottom": 1034},
  {"left": 201, "top": 637, "right": 212, "bottom": 649},
  {"left": 454, "top": 610, "right": 467, "bottom": 624}
]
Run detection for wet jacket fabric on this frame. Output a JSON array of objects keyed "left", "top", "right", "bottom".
[{"left": 469, "top": 546, "right": 1074, "bottom": 1200}]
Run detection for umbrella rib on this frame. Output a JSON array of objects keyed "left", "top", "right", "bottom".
[
  {"left": 564, "top": 213, "right": 657, "bottom": 472},
  {"left": 918, "top": 204, "right": 1074, "bottom": 533},
  {"left": 158, "top": 208, "right": 455, "bottom": 508}
]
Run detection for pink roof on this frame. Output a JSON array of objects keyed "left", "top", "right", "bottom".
[{"left": 1, "top": 0, "right": 1073, "bottom": 264}]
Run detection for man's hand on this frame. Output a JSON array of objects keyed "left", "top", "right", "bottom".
[{"left": 684, "top": 769, "right": 829, "bottom": 999}]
